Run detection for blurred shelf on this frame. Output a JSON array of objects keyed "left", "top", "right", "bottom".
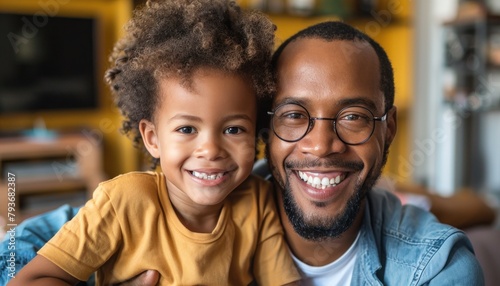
[{"left": 0, "top": 131, "right": 105, "bottom": 224}]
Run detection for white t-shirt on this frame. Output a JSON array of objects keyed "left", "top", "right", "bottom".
[{"left": 292, "top": 231, "right": 361, "bottom": 286}]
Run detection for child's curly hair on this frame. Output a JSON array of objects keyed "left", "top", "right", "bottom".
[{"left": 105, "top": 0, "right": 275, "bottom": 166}]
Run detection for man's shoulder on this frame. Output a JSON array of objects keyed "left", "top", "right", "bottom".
[
  {"left": 358, "top": 189, "right": 480, "bottom": 285},
  {"left": 367, "top": 188, "right": 464, "bottom": 241}
]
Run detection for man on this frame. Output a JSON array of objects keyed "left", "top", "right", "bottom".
[
  {"left": 1, "top": 21, "right": 484, "bottom": 285},
  {"left": 261, "top": 21, "right": 483, "bottom": 285}
]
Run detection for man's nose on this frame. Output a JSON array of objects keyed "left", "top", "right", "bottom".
[{"left": 297, "top": 119, "right": 346, "bottom": 157}]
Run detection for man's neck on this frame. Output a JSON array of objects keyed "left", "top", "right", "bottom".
[{"left": 279, "top": 198, "right": 365, "bottom": 267}]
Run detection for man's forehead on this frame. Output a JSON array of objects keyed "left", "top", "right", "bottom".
[
  {"left": 277, "top": 37, "right": 377, "bottom": 69},
  {"left": 273, "top": 37, "right": 384, "bottom": 111}
]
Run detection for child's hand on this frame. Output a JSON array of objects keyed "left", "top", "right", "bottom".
[{"left": 114, "top": 270, "right": 160, "bottom": 286}]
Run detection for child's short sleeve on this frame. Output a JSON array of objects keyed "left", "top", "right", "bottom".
[{"left": 37, "top": 184, "right": 122, "bottom": 281}]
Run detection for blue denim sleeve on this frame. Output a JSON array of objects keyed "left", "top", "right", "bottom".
[
  {"left": 0, "top": 204, "right": 90, "bottom": 285},
  {"left": 425, "top": 231, "right": 485, "bottom": 286}
]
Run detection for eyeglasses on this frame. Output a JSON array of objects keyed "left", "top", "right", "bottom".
[{"left": 267, "top": 103, "right": 388, "bottom": 145}]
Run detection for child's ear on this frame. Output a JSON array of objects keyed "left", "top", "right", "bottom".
[{"left": 139, "top": 119, "right": 161, "bottom": 158}]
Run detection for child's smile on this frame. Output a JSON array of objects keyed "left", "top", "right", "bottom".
[{"left": 190, "top": 170, "right": 226, "bottom": 181}]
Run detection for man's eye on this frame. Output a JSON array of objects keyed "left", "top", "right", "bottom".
[
  {"left": 343, "top": 114, "right": 361, "bottom": 121},
  {"left": 224, "top": 127, "right": 243, "bottom": 134},
  {"left": 282, "top": 112, "right": 307, "bottom": 119},
  {"left": 177, "top": 126, "right": 196, "bottom": 134},
  {"left": 340, "top": 112, "right": 372, "bottom": 121}
]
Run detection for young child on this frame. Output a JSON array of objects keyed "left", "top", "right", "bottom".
[{"left": 8, "top": 0, "right": 300, "bottom": 285}]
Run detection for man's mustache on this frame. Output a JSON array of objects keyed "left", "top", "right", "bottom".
[{"left": 284, "top": 159, "right": 364, "bottom": 171}]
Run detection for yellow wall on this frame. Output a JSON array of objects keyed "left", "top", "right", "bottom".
[
  {"left": 0, "top": 0, "right": 136, "bottom": 178},
  {"left": 353, "top": 0, "right": 413, "bottom": 183},
  {"left": 374, "top": 24, "right": 413, "bottom": 183}
]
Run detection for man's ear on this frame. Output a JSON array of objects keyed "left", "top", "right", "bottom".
[
  {"left": 139, "top": 119, "right": 161, "bottom": 158},
  {"left": 385, "top": 106, "right": 397, "bottom": 145}
]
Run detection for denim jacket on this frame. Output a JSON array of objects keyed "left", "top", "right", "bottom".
[{"left": 353, "top": 189, "right": 484, "bottom": 286}]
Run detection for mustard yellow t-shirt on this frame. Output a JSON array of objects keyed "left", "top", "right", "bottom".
[{"left": 38, "top": 172, "right": 300, "bottom": 285}]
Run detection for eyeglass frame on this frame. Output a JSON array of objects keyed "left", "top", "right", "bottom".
[{"left": 267, "top": 102, "right": 388, "bottom": 145}]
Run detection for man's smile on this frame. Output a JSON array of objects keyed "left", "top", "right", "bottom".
[
  {"left": 291, "top": 170, "right": 352, "bottom": 202},
  {"left": 297, "top": 171, "right": 347, "bottom": 189}
]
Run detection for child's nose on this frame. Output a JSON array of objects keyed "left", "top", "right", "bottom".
[{"left": 194, "top": 135, "right": 227, "bottom": 161}]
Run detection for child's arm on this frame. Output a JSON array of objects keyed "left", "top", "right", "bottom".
[{"left": 7, "top": 255, "right": 80, "bottom": 286}]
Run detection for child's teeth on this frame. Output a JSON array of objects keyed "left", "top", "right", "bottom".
[{"left": 192, "top": 171, "right": 223, "bottom": 180}]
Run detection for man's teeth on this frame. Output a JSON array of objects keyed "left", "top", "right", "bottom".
[
  {"left": 298, "top": 171, "right": 344, "bottom": 189},
  {"left": 192, "top": 171, "right": 224, "bottom": 180}
]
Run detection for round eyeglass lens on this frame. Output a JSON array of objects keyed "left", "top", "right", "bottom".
[
  {"left": 335, "top": 106, "right": 375, "bottom": 144},
  {"left": 271, "top": 103, "right": 310, "bottom": 142}
]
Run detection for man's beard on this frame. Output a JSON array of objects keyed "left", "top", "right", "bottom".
[
  {"left": 270, "top": 144, "right": 390, "bottom": 241},
  {"left": 280, "top": 174, "right": 365, "bottom": 241}
]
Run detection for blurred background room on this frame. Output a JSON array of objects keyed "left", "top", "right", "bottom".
[{"left": 0, "top": 0, "right": 499, "bottom": 282}]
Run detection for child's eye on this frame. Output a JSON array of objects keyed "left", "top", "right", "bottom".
[
  {"left": 176, "top": 126, "right": 196, "bottom": 134},
  {"left": 224, "top": 127, "right": 243, "bottom": 134}
]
